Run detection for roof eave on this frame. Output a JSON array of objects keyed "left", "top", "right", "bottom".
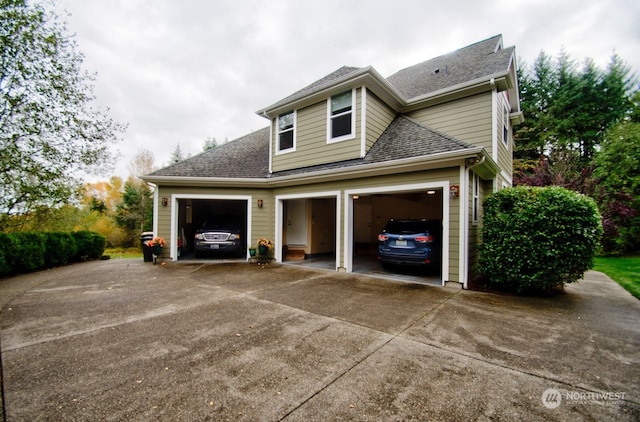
[{"left": 141, "top": 175, "right": 269, "bottom": 188}]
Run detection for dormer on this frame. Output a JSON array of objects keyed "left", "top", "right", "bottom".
[{"left": 257, "top": 66, "right": 404, "bottom": 173}]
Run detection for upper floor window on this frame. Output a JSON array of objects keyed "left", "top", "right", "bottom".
[
  {"left": 277, "top": 111, "right": 295, "bottom": 152},
  {"left": 328, "top": 90, "right": 354, "bottom": 142},
  {"left": 502, "top": 106, "right": 510, "bottom": 147}
]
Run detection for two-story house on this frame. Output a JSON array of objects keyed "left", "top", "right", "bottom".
[{"left": 142, "top": 34, "right": 523, "bottom": 288}]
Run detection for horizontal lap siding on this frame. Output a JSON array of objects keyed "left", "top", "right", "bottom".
[
  {"left": 496, "top": 93, "right": 513, "bottom": 184},
  {"left": 272, "top": 89, "right": 362, "bottom": 172},
  {"left": 408, "top": 92, "right": 493, "bottom": 153},
  {"left": 366, "top": 90, "right": 395, "bottom": 153}
]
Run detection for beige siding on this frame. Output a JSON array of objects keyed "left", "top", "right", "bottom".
[
  {"left": 408, "top": 92, "right": 493, "bottom": 153},
  {"left": 496, "top": 92, "right": 513, "bottom": 184},
  {"left": 365, "top": 90, "right": 395, "bottom": 153},
  {"left": 272, "top": 88, "right": 362, "bottom": 172}
]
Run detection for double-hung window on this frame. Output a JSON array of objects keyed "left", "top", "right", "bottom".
[
  {"left": 277, "top": 111, "right": 295, "bottom": 152},
  {"left": 328, "top": 90, "right": 354, "bottom": 142}
]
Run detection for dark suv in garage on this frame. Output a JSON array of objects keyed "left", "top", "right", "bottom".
[
  {"left": 194, "top": 220, "right": 243, "bottom": 258},
  {"left": 377, "top": 219, "right": 441, "bottom": 270}
]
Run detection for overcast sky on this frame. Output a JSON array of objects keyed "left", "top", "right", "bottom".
[{"left": 52, "top": 0, "right": 640, "bottom": 180}]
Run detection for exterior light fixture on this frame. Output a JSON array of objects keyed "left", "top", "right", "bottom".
[
  {"left": 257, "top": 199, "right": 264, "bottom": 208},
  {"left": 161, "top": 197, "right": 168, "bottom": 207}
]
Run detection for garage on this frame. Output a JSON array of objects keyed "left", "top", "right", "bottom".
[
  {"left": 174, "top": 196, "right": 249, "bottom": 260},
  {"left": 346, "top": 182, "right": 448, "bottom": 285}
]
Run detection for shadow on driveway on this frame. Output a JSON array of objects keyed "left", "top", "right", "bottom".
[{"left": 0, "top": 260, "right": 639, "bottom": 421}]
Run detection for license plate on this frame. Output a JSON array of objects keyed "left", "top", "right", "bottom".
[
  {"left": 211, "top": 244, "right": 219, "bottom": 249},
  {"left": 395, "top": 240, "right": 407, "bottom": 246}
]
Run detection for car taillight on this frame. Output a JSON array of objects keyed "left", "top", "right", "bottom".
[
  {"left": 415, "top": 235, "right": 434, "bottom": 243},
  {"left": 378, "top": 234, "right": 389, "bottom": 241}
]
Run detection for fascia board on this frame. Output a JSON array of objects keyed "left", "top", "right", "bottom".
[{"left": 140, "top": 176, "right": 269, "bottom": 188}]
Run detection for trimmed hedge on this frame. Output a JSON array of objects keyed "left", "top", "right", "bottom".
[
  {"left": 479, "top": 186, "right": 602, "bottom": 293},
  {"left": 0, "top": 231, "right": 106, "bottom": 278}
]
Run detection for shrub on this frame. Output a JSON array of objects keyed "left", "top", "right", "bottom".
[
  {"left": 44, "top": 232, "right": 78, "bottom": 267},
  {"left": 8, "top": 232, "right": 46, "bottom": 273},
  {"left": 479, "top": 186, "right": 602, "bottom": 293},
  {"left": 71, "top": 231, "right": 106, "bottom": 261},
  {"left": 0, "top": 233, "right": 11, "bottom": 277}
]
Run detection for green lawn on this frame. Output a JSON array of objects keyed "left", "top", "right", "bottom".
[
  {"left": 104, "top": 247, "right": 143, "bottom": 259},
  {"left": 593, "top": 256, "right": 640, "bottom": 299}
]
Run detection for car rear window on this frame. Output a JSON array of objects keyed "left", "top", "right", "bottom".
[{"left": 383, "top": 221, "right": 430, "bottom": 234}]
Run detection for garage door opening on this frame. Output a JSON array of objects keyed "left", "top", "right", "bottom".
[
  {"left": 352, "top": 189, "right": 443, "bottom": 284},
  {"left": 176, "top": 198, "right": 248, "bottom": 261},
  {"left": 281, "top": 197, "right": 337, "bottom": 263}
]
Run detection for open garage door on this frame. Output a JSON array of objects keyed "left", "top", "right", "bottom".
[
  {"left": 175, "top": 197, "right": 248, "bottom": 261},
  {"left": 348, "top": 185, "right": 446, "bottom": 285}
]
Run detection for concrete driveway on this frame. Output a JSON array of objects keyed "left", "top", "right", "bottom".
[{"left": 0, "top": 260, "right": 638, "bottom": 421}]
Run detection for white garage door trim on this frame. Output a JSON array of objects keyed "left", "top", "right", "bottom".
[
  {"left": 275, "top": 191, "right": 341, "bottom": 270},
  {"left": 169, "top": 194, "right": 252, "bottom": 262},
  {"left": 344, "top": 181, "right": 449, "bottom": 284}
]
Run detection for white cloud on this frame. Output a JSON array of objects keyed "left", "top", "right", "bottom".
[{"left": 53, "top": 0, "right": 640, "bottom": 180}]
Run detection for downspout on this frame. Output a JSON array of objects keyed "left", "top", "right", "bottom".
[
  {"left": 146, "top": 182, "right": 158, "bottom": 236},
  {"left": 461, "top": 155, "right": 485, "bottom": 289}
]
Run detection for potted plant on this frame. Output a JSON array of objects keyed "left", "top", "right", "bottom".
[
  {"left": 145, "top": 237, "right": 166, "bottom": 263},
  {"left": 257, "top": 238, "right": 272, "bottom": 256}
]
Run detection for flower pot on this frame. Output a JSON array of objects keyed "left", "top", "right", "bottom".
[
  {"left": 258, "top": 245, "right": 268, "bottom": 256},
  {"left": 249, "top": 248, "right": 256, "bottom": 257},
  {"left": 152, "top": 245, "right": 163, "bottom": 256}
]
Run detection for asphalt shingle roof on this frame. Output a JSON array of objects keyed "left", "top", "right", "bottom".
[
  {"left": 386, "top": 34, "right": 514, "bottom": 100},
  {"left": 266, "top": 66, "right": 362, "bottom": 111},
  {"left": 147, "top": 36, "right": 509, "bottom": 181},
  {"left": 148, "top": 127, "right": 270, "bottom": 178}
]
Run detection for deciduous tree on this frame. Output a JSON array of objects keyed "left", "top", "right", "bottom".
[{"left": 0, "top": 0, "right": 126, "bottom": 230}]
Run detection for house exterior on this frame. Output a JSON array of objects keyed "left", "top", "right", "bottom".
[{"left": 142, "top": 34, "right": 523, "bottom": 288}]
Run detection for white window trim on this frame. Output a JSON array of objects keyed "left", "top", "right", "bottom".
[
  {"left": 472, "top": 172, "right": 480, "bottom": 225},
  {"left": 502, "top": 100, "right": 510, "bottom": 148},
  {"left": 276, "top": 110, "right": 296, "bottom": 155},
  {"left": 327, "top": 88, "right": 356, "bottom": 143}
]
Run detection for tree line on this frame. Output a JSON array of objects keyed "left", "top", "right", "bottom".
[{"left": 514, "top": 52, "right": 639, "bottom": 253}]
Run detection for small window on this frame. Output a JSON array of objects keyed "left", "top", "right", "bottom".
[
  {"left": 329, "top": 90, "right": 354, "bottom": 141},
  {"left": 502, "top": 107, "right": 509, "bottom": 146},
  {"left": 277, "top": 111, "right": 294, "bottom": 152},
  {"left": 472, "top": 172, "right": 480, "bottom": 224}
]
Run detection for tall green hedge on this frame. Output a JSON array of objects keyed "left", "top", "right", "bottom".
[
  {"left": 0, "top": 231, "right": 106, "bottom": 278},
  {"left": 479, "top": 186, "right": 602, "bottom": 293}
]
